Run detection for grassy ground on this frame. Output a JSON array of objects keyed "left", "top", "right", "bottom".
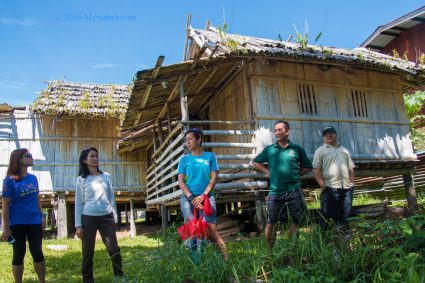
[
  {"left": 1, "top": 195, "right": 424, "bottom": 282},
  {"left": 1, "top": 211, "right": 425, "bottom": 283}
]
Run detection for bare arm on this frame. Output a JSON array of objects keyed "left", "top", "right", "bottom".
[
  {"left": 349, "top": 168, "right": 355, "bottom": 185},
  {"left": 178, "top": 173, "right": 203, "bottom": 209},
  {"left": 312, "top": 168, "right": 326, "bottom": 191},
  {"left": 299, "top": 167, "right": 311, "bottom": 177},
  {"left": 253, "top": 162, "right": 269, "bottom": 177},
  {"left": 1, "top": 198, "right": 11, "bottom": 241},
  {"left": 178, "top": 174, "right": 192, "bottom": 198},
  {"left": 38, "top": 197, "right": 46, "bottom": 230},
  {"left": 192, "top": 171, "right": 218, "bottom": 208}
]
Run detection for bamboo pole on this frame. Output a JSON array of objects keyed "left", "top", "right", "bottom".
[
  {"left": 183, "top": 13, "right": 192, "bottom": 61},
  {"left": 179, "top": 120, "right": 255, "bottom": 125},
  {"left": 256, "top": 114, "right": 409, "bottom": 126},
  {"left": 151, "top": 123, "right": 183, "bottom": 159},
  {"left": 133, "top": 56, "right": 165, "bottom": 127},
  {"left": 147, "top": 138, "right": 184, "bottom": 178}
]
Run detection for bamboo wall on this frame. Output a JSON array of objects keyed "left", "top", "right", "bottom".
[
  {"left": 208, "top": 71, "right": 254, "bottom": 169},
  {"left": 248, "top": 59, "right": 414, "bottom": 161},
  {"left": 0, "top": 109, "right": 146, "bottom": 195}
]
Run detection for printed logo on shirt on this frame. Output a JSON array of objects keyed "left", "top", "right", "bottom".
[
  {"left": 288, "top": 149, "right": 295, "bottom": 156},
  {"left": 18, "top": 183, "right": 38, "bottom": 197}
]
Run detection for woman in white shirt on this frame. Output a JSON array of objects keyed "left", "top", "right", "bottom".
[{"left": 74, "top": 147, "right": 123, "bottom": 283}]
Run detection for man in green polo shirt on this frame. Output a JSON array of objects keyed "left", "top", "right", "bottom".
[{"left": 253, "top": 120, "right": 312, "bottom": 251}]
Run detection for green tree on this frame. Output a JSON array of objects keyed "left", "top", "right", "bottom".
[{"left": 404, "top": 90, "right": 425, "bottom": 150}]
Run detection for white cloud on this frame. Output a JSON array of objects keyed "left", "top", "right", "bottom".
[
  {"left": 0, "top": 17, "right": 36, "bottom": 27},
  {"left": 91, "top": 63, "right": 119, "bottom": 69}
]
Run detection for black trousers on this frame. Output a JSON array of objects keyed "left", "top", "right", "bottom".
[
  {"left": 81, "top": 213, "right": 123, "bottom": 283},
  {"left": 10, "top": 224, "right": 44, "bottom": 265}
]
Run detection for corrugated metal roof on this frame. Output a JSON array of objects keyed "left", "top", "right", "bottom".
[{"left": 361, "top": 5, "right": 425, "bottom": 51}]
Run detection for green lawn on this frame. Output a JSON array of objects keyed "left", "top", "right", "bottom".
[{"left": 1, "top": 210, "right": 425, "bottom": 283}]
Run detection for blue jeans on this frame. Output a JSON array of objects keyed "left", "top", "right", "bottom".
[
  {"left": 180, "top": 194, "right": 217, "bottom": 224},
  {"left": 320, "top": 186, "right": 354, "bottom": 237}
]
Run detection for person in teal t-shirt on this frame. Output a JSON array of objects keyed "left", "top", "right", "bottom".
[
  {"left": 253, "top": 120, "right": 312, "bottom": 252},
  {"left": 178, "top": 128, "right": 227, "bottom": 260}
]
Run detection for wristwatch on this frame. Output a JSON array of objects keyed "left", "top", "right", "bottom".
[
  {"left": 187, "top": 195, "right": 194, "bottom": 201},
  {"left": 41, "top": 212, "right": 47, "bottom": 218}
]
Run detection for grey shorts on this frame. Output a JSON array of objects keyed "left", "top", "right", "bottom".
[
  {"left": 180, "top": 194, "right": 217, "bottom": 224},
  {"left": 267, "top": 187, "right": 307, "bottom": 225}
]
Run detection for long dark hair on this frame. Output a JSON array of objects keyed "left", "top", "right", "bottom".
[
  {"left": 78, "top": 147, "right": 102, "bottom": 178},
  {"left": 6, "top": 148, "right": 29, "bottom": 180}
]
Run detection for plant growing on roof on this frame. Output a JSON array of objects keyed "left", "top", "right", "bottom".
[
  {"left": 78, "top": 91, "right": 94, "bottom": 112},
  {"left": 217, "top": 19, "right": 246, "bottom": 53},
  {"left": 293, "top": 22, "right": 321, "bottom": 51}
]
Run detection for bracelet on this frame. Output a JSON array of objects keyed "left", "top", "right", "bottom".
[{"left": 187, "top": 195, "right": 194, "bottom": 202}]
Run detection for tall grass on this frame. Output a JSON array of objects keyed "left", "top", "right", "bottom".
[{"left": 1, "top": 211, "right": 424, "bottom": 282}]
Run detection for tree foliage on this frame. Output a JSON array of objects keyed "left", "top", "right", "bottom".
[{"left": 404, "top": 90, "right": 425, "bottom": 149}]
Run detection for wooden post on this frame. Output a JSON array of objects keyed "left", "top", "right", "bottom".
[
  {"left": 117, "top": 205, "right": 122, "bottom": 227},
  {"left": 158, "top": 120, "right": 164, "bottom": 145},
  {"left": 255, "top": 196, "right": 267, "bottom": 231},
  {"left": 179, "top": 78, "right": 189, "bottom": 156},
  {"left": 129, "top": 199, "right": 136, "bottom": 238},
  {"left": 166, "top": 103, "right": 172, "bottom": 133},
  {"left": 152, "top": 126, "right": 157, "bottom": 153},
  {"left": 57, "top": 192, "right": 68, "bottom": 239},
  {"left": 161, "top": 204, "right": 168, "bottom": 237},
  {"left": 402, "top": 174, "right": 419, "bottom": 211},
  {"left": 125, "top": 203, "right": 128, "bottom": 224},
  {"left": 179, "top": 79, "right": 189, "bottom": 128}
]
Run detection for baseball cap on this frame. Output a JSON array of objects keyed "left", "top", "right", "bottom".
[{"left": 322, "top": 126, "right": 336, "bottom": 136}]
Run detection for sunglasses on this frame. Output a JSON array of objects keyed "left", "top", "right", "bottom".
[{"left": 21, "top": 153, "right": 33, "bottom": 159}]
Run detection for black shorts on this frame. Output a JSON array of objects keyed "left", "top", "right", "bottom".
[{"left": 267, "top": 187, "right": 307, "bottom": 225}]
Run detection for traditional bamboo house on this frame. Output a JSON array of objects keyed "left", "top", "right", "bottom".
[
  {"left": 119, "top": 23, "right": 425, "bottom": 228},
  {"left": 1, "top": 80, "right": 145, "bottom": 238}
]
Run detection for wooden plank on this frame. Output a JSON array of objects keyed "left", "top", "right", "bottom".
[{"left": 133, "top": 56, "right": 165, "bottom": 127}]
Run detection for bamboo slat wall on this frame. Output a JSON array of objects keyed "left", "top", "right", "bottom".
[
  {"left": 249, "top": 60, "right": 415, "bottom": 161},
  {"left": 0, "top": 109, "right": 146, "bottom": 194}
]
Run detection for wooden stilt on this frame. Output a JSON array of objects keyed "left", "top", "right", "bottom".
[
  {"left": 57, "top": 192, "right": 68, "bottom": 239},
  {"left": 402, "top": 174, "right": 419, "bottom": 211},
  {"left": 129, "top": 199, "right": 136, "bottom": 237}
]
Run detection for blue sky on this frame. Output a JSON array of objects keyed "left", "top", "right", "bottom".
[{"left": 1, "top": 1, "right": 424, "bottom": 106}]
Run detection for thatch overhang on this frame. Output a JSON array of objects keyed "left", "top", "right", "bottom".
[
  {"left": 119, "top": 25, "right": 425, "bottom": 153},
  {"left": 32, "top": 80, "right": 131, "bottom": 120},
  {"left": 191, "top": 26, "right": 425, "bottom": 86},
  {"left": 119, "top": 55, "right": 245, "bottom": 152}
]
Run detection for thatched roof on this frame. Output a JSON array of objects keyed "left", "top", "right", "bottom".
[
  {"left": 118, "top": 25, "right": 425, "bottom": 152},
  {"left": 32, "top": 80, "right": 131, "bottom": 119},
  {"left": 0, "top": 103, "right": 13, "bottom": 113},
  {"left": 193, "top": 26, "right": 425, "bottom": 77}
]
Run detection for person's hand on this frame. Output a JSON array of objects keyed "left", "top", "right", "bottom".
[
  {"left": 76, "top": 227, "right": 83, "bottom": 239},
  {"left": 320, "top": 185, "right": 327, "bottom": 193},
  {"left": 1, "top": 227, "right": 11, "bottom": 241},
  {"left": 192, "top": 195, "right": 205, "bottom": 209}
]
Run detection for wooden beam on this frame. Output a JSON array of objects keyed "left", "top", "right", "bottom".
[
  {"left": 166, "top": 103, "right": 172, "bottom": 133},
  {"left": 183, "top": 14, "right": 192, "bottom": 61},
  {"left": 133, "top": 56, "right": 165, "bottom": 127},
  {"left": 179, "top": 79, "right": 189, "bottom": 123},
  {"left": 191, "top": 45, "right": 208, "bottom": 69},
  {"left": 194, "top": 67, "right": 218, "bottom": 95}
]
